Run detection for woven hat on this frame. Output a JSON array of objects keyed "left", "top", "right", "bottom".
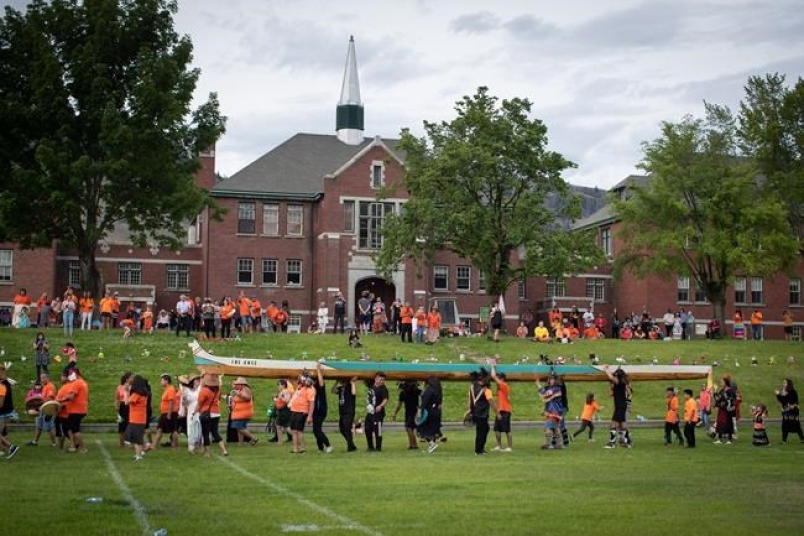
[{"left": 233, "top": 377, "right": 249, "bottom": 387}]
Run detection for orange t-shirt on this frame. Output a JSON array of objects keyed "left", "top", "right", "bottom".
[
  {"left": 250, "top": 300, "right": 262, "bottom": 317},
  {"left": 68, "top": 378, "right": 89, "bottom": 415},
  {"left": 238, "top": 297, "right": 252, "bottom": 316},
  {"left": 665, "top": 395, "right": 679, "bottom": 423},
  {"left": 197, "top": 386, "right": 221, "bottom": 415},
  {"left": 100, "top": 298, "right": 113, "bottom": 314},
  {"left": 56, "top": 383, "right": 72, "bottom": 417},
  {"left": 289, "top": 385, "right": 315, "bottom": 414},
  {"left": 36, "top": 297, "right": 47, "bottom": 309},
  {"left": 496, "top": 380, "right": 511, "bottom": 413},
  {"left": 80, "top": 298, "right": 94, "bottom": 313},
  {"left": 14, "top": 294, "right": 32, "bottom": 306},
  {"left": 231, "top": 390, "right": 254, "bottom": 420},
  {"left": 751, "top": 311, "right": 763, "bottom": 325},
  {"left": 415, "top": 310, "right": 427, "bottom": 326},
  {"left": 684, "top": 398, "right": 698, "bottom": 423},
  {"left": 142, "top": 311, "right": 153, "bottom": 330},
  {"left": 129, "top": 392, "right": 147, "bottom": 425},
  {"left": 42, "top": 382, "right": 57, "bottom": 401},
  {"left": 401, "top": 307, "right": 414, "bottom": 324},
  {"left": 427, "top": 312, "right": 441, "bottom": 330},
  {"left": 220, "top": 303, "right": 235, "bottom": 321},
  {"left": 160, "top": 385, "right": 177, "bottom": 414},
  {"left": 581, "top": 400, "right": 601, "bottom": 421}
]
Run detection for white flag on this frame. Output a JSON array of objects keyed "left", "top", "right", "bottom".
[{"left": 498, "top": 295, "right": 506, "bottom": 315}]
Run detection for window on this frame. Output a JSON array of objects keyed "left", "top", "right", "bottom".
[
  {"left": 478, "top": 272, "right": 486, "bottom": 292},
  {"left": 166, "top": 264, "right": 189, "bottom": 290},
  {"left": 118, "top": 262, "right": 142, "bottom": 285},
  {"left": 237, "top": 258, "right": 254, "bottom": 285},
  {"left": 342, "top": 200, "right": 355, "bottom": 233},
  {"left": 677, "top": 276, "right": 690, "bottom": 302},
  {"left": 371, "top": 162, "right": 384, "bottom": 188},
  {"left": 287, "top": 205, "right": 303, "bottom": 236},
  {"left": 694, "top": 280, "right": 707, "bottom": 303},
  {"left": 546, "top": 277, "right": 565, "bottom": 298},
  {"left": 261, "top": 259, "right": 278, "bottom": 286},
  {"left": 286, "top": 259, "right": 302, "bottom": 286},
  {"left": 734, "top": 276, "right": 747, "bottom": 304},
  {"left": 434, "top": 265, "right": 448, "bottom": 291},
  {"left": 793, "top": 326, "right": 802, "bottom": 342},
  {"left": 262, "top": 204, "right": 279, "bottom": 235},
  {"left": 517, "top": 276, "right": 526, "bottom": 300},
  {"left": 358, "top": 201, "right": 394, "bottom": 249},
  {"left": 68, "top": 260, "right": 81, "bottom": 288},
  {"left": 751, "top": 276, "right": 763, "bottom": 304},
  {"left": 790, "top": 278, "right": 801, "bottom": 305},
  {"left": 600, "top": 228, "right": 612, "bottom": 257},
  {"left": 238, "top": 202, "right": 256, "bottom": 234},
  {"left": 288, "top": 314, "right": 302, "bottom": 331},
  {"left": 586, "top": 278, "right": 605, "bottom": 302},
  {"left": 456, "top": 266, "right": 471, "bottom": 291},
  {"left": 0, "top": 249, "right": 12, "bottom": 282}
]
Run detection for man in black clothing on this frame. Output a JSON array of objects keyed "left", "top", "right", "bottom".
[
  {"left": 365, "top": 372, "right": 389, "bottom": 452},
  {"left": 603, "top": 365, "right": 632, "bottom": 448},
  {"left": 393, "top": 381, "right": 422, "bottom": 450},
  {"left": 469, "top": 369, "right": 497, "bottom": 455},
  {"left": 0, "top": 364, "right": 20, "bottom": 459},
  {"left": 333, "top": 377, "right": 358, "bottom": 451},
  {"left": 333, "top": 293, "right": 346, "bottom": 334}
]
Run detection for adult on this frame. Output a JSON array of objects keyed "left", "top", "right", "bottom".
[
  {"left": 124, "top": 375, "right": 151, "bottom": 461},
  {"left": 426, "top": 306, "right": 441, "bottom": 344},
  {"left": 62, "top": 290, "right": 76, "bottom": 337},
  {"left": 79, "top": 291, "right": 94, "bottom": 331},
  {"left": 393, "top": 381, "right": 421, "bottom": 450},
  {"left": 219, "top": 297, "right": 235, "bottom": 339},
  {"left": 237, "top": 291, "right": 252, "bottom": 334},
  {"left": 115, "top": 371, "right": 133, "bottom": 448},
  {"left": 662, "top": 308, "right": 675, "bottom": 338},
  {"left": 274, "top": 301, "right": 290, "bottom": 333},
  {"left": 110, "top": 292, "right": 121, "bottom": 328},
  {"left": 610, "top": 308, "right": 621, "bottom": 339},
  {"left": 698, "top": 383, "right": 713, "bottom": 432},
  {"left": 316, "top": 301, "right": 329, "bottom": 334},
  {"left": 36, "top": 292, "right": 51, "bottom": 328},
  {"left": 272, "top": 379, "right": 292, "bottom": 444},
  {"left": 230, "top": 377, "right": 258, "bottom": 446},
  {"left": 582, "top": 308, "right": 594, "bottom": 329},
  {"left": 27, "top": 373, "right": 58, "bottom": 447},
  {"left": 389, "top": 298, "right": 402, "bottom": 335},
  {"left": 99, "top": 291, "right": 114, "bottom": 330},
  {"left": 12, "top": 287, "right": 32, "bottom": 328},
  {"left": 53, "top": 372, "right": 71, "bottom": 451},
  {"left": 750, "top": 308, "right": 763, "bottom": 341},
  {"left": 399, "top": 301, "right": 414, "bottom": 343},
  {"left": 196, "top": 373, "right": 228, "bottom": 457},
  {"left": 533, "top": 321, "right": 551, "bottom": 343},
  {"left": 153, "top": 374, "right": 178, "bottom": 448},
  {"left": 491, "top": 363, "right": 512, "bottom": 452},
  {"left": 175, "top": 294, "right": 193, "bottom": 337},
  {"left": 489, "top": 303, "right": 503, "bottom": 343},
  {"left": 372, "top": 296, "right": 386, "bottom": 333},
  {"left": 713, "top": 376, "right": 736, "bottom": 444},
  {"left": 782, "top": 309, "right": 794, "bottom": 341},
  {"left": 332, "top": 292, "right": 346, "bottom": 334},
  {"left": 289, "top": 373, "right": 316, "bottom": 454},
  {"left": 201, "top": 297, "right": 217, "bottom": 339},
  {"left": 468, "top": 368, "right": 496, "bottom": 455},
  {"left": 357, "top": 291, "right": 372, "bottom": 335},
  {"left": 58, "top": 367, "right": 89, "bottom": 453},
  {"left": 603, "top": 365, "right": 632, "bottom": 449},
  {"left": 365, "top": 372, "right": 389, "bottom": 452},
  {"left": 33, "top": 332, "right": 50, "bottom": 379},
  {"left": 312, "top": 364, "right": 332, "bottom": 453},
  {"left": 183, "top": 375, "right": 202, "bottom": 453},
  {"left": 418, "top": 376, "right": 443, "bottom": 453},
  {"left": 775, "top": 378, "right": 804, "bottom": 444},
  {"left": 265, "top": 301, "right": 279, "bottom": 333},
  {"left": 0, "top": 364, "right": 20, "bottom": 459},
  {"left": 664, "top": 387, "right": 684, "bottom": 446},
  {"left": 333, "top": 377, "right": 358, "bottom": 452}
]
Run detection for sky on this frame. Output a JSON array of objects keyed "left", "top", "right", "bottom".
[{"left": 4, "top": 1, "right": 804, "bottom": 188}]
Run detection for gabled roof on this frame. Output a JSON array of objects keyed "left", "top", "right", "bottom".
[
  {"left": 212, "top": 133, "right": 401, "bottom": 200},
  {"left": 610, "top": 174, "right": 650, "bottom": 191},
  {"left": 572, "top": 204, "right": 615, "bottom": 231}
]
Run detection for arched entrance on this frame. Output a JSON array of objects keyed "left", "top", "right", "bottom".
[{"left": 354, "top": 277, "right": 396, "bottom": 320}]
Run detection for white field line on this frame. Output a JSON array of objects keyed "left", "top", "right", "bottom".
[
  {"left": 219, "top": 456, "right": 384, "bottom": 536},
  {"left": 96, "top": 441, "right": 153, "bottom": 536}
]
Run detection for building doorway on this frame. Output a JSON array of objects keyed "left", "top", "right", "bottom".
[{"left": 354, "top": 277, "right": 396, "bottom": 323}]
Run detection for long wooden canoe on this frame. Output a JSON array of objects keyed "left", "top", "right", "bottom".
[{"left": 189, "top": 341, "right": 713, "bottom": 384}]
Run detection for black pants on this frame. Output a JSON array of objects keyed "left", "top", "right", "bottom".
[
  {"left": 665, "top": 422, "right": 683, "bottom": 444},
  {"left": 781, "top": 417, "right": 804, "bottom": 442},
  {"left": 684, "top": 422, "right": 696, "bottom": 447},
  {"left": 312, "top": 413, "right": 330, "bottom": 451},
  {"left": 333, "top": 312, "right": 345, "bottom": 334},
  {"left": 176, "top": 314, "right": 191, "bottom": 336},
  {"left": 365, "top": 414, "right": 384, "bottom": 451},
  {"left": 203, "top": 318, "right": 216, "bottom": 339},
  {"left": 339, "top": 413, "right": 356, "bottom": 450},
  {"left": 200, "top": 415, "right": 222, "bottom": 446},
  {"left": 474, "top": 416, "right": 489, "bottom": 454},
  {"left": 221, "top": 320, "right": 231, "bottom": 339},
  {"left": 400, "top": 323, "right": 412, "bottom": 343},
  {"left": 573, "top": 419, "right": 594, "bottom": 439}
]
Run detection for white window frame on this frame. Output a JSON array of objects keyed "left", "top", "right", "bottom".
[
  {"left": 586, "top": 278, "right": 605, "bottom": 302},
  {"left": 456, "top": 266, "right": 471, "bottom": 292},
  {"left": 287, "top": 204, "right": 303, "bottom": 236},
  {"left": 546, "top": 277, "right": 566, "bottom": 298},
  {"left": 342, "top": 200, "right": 355, "bottom": 233},
  {"left": 600, "top": 228, "right": 612, "bottom": 257},
  {"left": 68, "top": 260, "right": 82, "bottom": 289},
  {"left": 677, "top": 276, "right": 690, "bottom": 303},
  {"left": 118, "top": 262, "right": 142, "bottom": 285},
  {"left": 237, "top": 202, "right": 256, "bottom": 235},
  {"left": 358, "top": 201, "right": 394, "bottom": 250},
  {"left": 434, "top": 265, "right": 448, "bottom": 291},
  {"left": 734, "top": 276, "right": 747, "bottom": 304},
  {"left": 790, "top": 278, "right": 801, "bottom": 306},
  {"left": 261, "top": 258, "right": 278, "bottom": 286},
  {"left": 478, "top": 272, "right": 486, "bottom": 292},
  {"left": 166, "top": 264, "right": 189, "bottom": 290},
  {"left": 237, "top": 258, "right": 254, "bottom": 286},
  {"left": 751, "top": 276, "right": 763, "bottom": 304},
  {"left": 286, "top": 259, "right": 302, "bottom": 286},
  {"left": 262, "top": 203, "right": 279, "bottom": 236},
  {"left": 0, "top": 249, "right": 12, "bottom": 282},
  {"left": 517, "top": 276, "right": 526, "bottom": 300},
  {"left": 370, "top": 160, "right": 385, "bottom": 189}
]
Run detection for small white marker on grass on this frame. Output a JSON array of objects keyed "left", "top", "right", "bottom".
[{"left": 97, "top": 441, "right": 153, "bottom": 536}]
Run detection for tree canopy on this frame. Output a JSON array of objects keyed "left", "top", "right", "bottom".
[
  {"left": 613, "top": 106, "right": 798, "bottom": 322},
  {"left": 0, "top": 0, "right": 225, "bottom": 296},
  {"left": 375, "top": 86, "right": 603, "bottom": 298}
]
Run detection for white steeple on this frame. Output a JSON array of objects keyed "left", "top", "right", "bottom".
[{"left": 336, "top": 36, "right": 364, "bottom": 145}]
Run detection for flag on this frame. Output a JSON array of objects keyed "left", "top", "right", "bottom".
[{"left": 498, "top": 295, "right": 506, "bottom": 315}]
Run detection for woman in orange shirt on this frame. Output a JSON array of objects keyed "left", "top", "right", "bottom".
[
  {"left": 196, "top": 373, "right": 228, "bottom": 457},
  {"left": 229, "top": 377, "right": 258, "bottom": 446},
  {"left": 219, "top": 298, "right": 235, "bottom": 340},
  {"left": 12, "top": 287, "right": 32, "bottom": 328},
  {"left": 426, "top": 307, "right": 441, "bottom": 345},
  {"left": 288, "top": 373, "right": 316, "bottom": 454},
  {"left": 79, "top": 292, "right": 94, "bottom": 331},
  {"left": 414, "top": 306, "right": 427, "bottom": 344},
  {"left": 124, "top": 375, "right": 150, "bottom": 461},
  {"left": 36, "top": 292, "right": 50, "bottom": 328}
]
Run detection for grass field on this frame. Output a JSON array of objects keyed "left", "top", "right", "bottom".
[{"left": 2, "top": 328, "right": 804, "bottom": 535}]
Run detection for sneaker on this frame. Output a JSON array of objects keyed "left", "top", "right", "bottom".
[
  {"left": 492, "top": 446, "right": 501, "bottom": 452},
  {"left": 134, "top": 455, "right": 144, "bottom": 462},
  {"left": 325, "top": 446, "right": 334, "bottom": 454},
  {"left": 250, "top": 438, "right": 259, "bottom": 446},
  {"left": 588, "top": 438, "right": 595, "bottom": 443},
  {"left": 7, "top": 445, "right": 20, "bottom": 459},
  {"left": 503, "top": 447, "right": 512, "bottom": 453},
  {"left": 725, "top": 441, "right": 732, "bottom": 445},
  {"left": 475, "top": 451, "right": 487, "bottom": 456},
  {"left": 427, "top": 441, "right": 438, "bottom": 453},
  {"left": 604, "top": 444, "right": 615, "bottom": 449},
  {"left": 26, "top": 441, "right": 37, "bottom": 446},
  {"left": 713, "top": 440, "right": 722, "bottom": 444}
]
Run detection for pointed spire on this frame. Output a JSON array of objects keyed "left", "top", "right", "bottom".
[{"left": 336, "top": 35, "right": 364, "bottom": 145}]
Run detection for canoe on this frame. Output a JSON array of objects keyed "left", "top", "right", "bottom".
[{"left": 189, "top": 341, "right": 713, "bottom": 384}]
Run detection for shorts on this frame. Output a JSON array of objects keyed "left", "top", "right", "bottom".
[
  {"left": 240, "top": 315, "right": 252, "bottom": 327},
  {"left": 55, "top": 416, "right": 68, "bottom": 437},
  {"left": 612, "top": 406, "right": 628, "bottom": 423},
  {"left": 289, "top": 412, "right": 307, "bottom": 432},
  {"left": 67, "top": 413, "right": 86, "bottom": 434},
  {"left": 157, "top": 413, "right": 176, "bottom": 433},
  {"left": 361, "top": 313, "right": 372, "bottom": 325},
  {"left": 230, "top": 419, "right": 251, "bottom": 430},
  {"left": 36, "top": 413, "right": 56, "bottom": 432},
  {"left": 101, "top": 312, "right": 112, "bottom": 319},
  {"left": 494, "top": 411, "right": 512, "bottom": 433},
  {"left": 124, "top": 424, "right": 145, "bottom": 445},
  {"left": 405, "top": 413, "right": 416, "bottom": 430},
  {"left": 276, "top": 406, "right": 291, "bottom": 427},
  {"left": 784, "top": 326, "right": 793, "bottom": 334}
]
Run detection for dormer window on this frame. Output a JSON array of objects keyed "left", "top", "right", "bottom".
[{"left": 370, "top": 161, "right": 385, "bottom": 189}]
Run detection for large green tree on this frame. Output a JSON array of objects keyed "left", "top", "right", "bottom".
[
  {"left": 737, "top": 73, "right": 804, "bottom": 247},
  {"left": 0, "top": 0, "right": 225, "bottom": 296},
  {"left": 375, "top": 87, "right": 603, "bottom": 298},
  {"left": 613, "top": 107, "right": 798, "bottom": 324}
]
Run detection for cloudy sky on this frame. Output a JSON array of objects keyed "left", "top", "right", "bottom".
[{"left": 5, "top": 1, "right": 804, "bottom": 188}]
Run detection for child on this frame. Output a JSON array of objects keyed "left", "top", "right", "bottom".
[
  {"left": 683, "top": 389, "right": 698, "bottom": 448},
  {"left": 141, "top": 305, "right": 154, "bottom": 334},
  {"left": 61, "top": 342, "right": 77, "bottom": 374},
  {"left": 33, "top": 332, "right": 50, "bottom": 378},
  {"left": 348, "top": 329, "right": 362, "bottom": 348},
  {"left": 664, "top": 387, "right": 684, "bottom": 446},
  {"left": 752, "top": 404, "right": 770, "bottom": 446},
  {"left": 120, "top": 317, "right": 136, "bottom": 338},
  {"left": 572, "top": 393, "right": 602, "bottom": 441}
]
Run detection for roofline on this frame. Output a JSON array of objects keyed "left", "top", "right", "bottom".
[
  {"left": 326, "top": 136, "right": 404, "bottom": 179},
  {"left": 572, "top": 215, "right": 618, "bottom": 232},
  {"left": 212, "top": 190, "right": 323, "bottom": 201}
]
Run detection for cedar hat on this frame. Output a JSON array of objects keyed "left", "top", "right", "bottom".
[{"left": 233, "top": 377, "right": 249, "bottom": 387}]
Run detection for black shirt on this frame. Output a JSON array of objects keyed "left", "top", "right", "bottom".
[
  {"left": 337, "top": 383, "right": 356, "bottom": 418},
  {"left": 368, "top": 384, "right": 389, "bottom": 418},
  {"left": 399, "top": 385, "right": 422, "bottom": 418},
  {"left": 313, "top": 382, "right": 327, "bottom": 417}
]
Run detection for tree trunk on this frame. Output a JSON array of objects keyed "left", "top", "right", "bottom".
[
  {"left": 79, "top": 247, "right": 101, "bottom": 299},
  {"left": 707, "top": 283, "right": 727, "bottom": 327}
]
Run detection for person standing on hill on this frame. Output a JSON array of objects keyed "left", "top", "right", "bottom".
[
  {"left": 365, "top": 372, "right": 389, "bottom": 452},
  {"left": 489, "top": 303, "right": 503, "bottom": 343},
  {"left": 750, "top": 308, "right": 763, "bottom": 340},
  {"left": 603, "top": 365, "right": 632, "bottom": 449},
  {"left": 490, "top": 363, "right": 512, "bottom": 452},
  {"left": 332, "top": 293, "right": 346, "bottom": 334},
  {"left": 79, "top": 291, "right": 94, "bottom": 331},
  {"left": 333, "top": 377, "right": 358, "bottom": 452},
  {"left": 400, "top": 301, "right": 414, "bottom": 343}
]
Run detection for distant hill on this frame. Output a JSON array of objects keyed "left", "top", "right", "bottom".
[{"left": 546, "top": 184, "right": 609, "bottom": 228}]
